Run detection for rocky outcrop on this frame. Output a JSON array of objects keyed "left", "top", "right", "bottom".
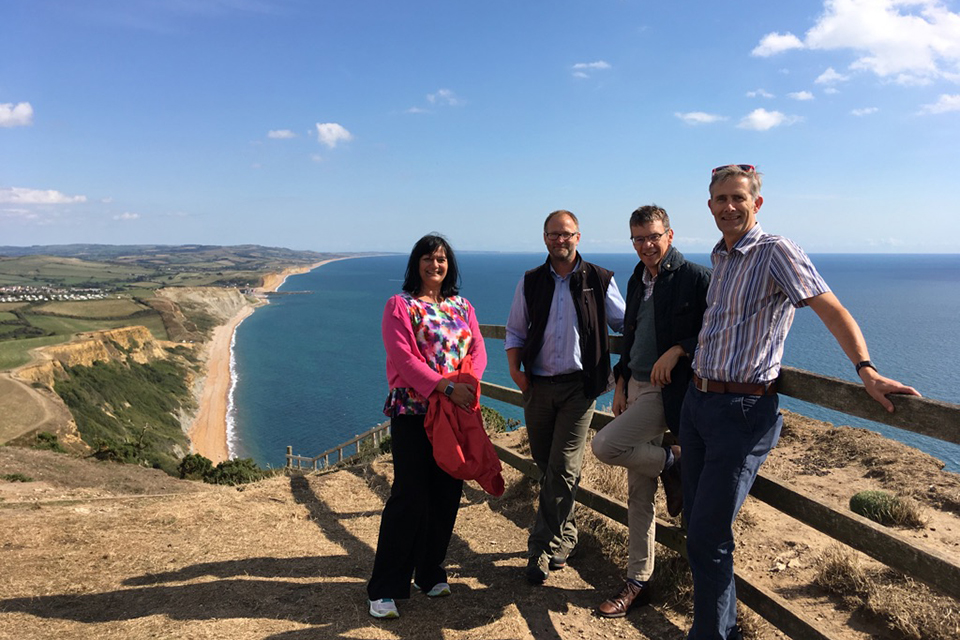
[
  {"left": 157, "top": 287, "right": 251, "bottom": 323},
  {"left": 15, "top": 326, "right": 172, "bottom": 389}
]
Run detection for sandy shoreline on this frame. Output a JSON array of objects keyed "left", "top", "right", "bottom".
[{"left": 188, "top": 257, "right": 353, "bottom": 463}]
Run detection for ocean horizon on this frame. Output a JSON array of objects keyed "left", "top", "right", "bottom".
[{"left": 226, "top": 252, "right": 960, "bottom": 472}]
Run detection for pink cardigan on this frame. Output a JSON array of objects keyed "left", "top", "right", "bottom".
[{"left": 382, "top": 293, "right": 487, "bottom": 399}]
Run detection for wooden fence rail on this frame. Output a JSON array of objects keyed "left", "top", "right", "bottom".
[
  {"left": 285, "top": 421, "right": 390, "bottom": 471},
  {"left": 287, "top": 324, "right": 960, "bottom": 639}
]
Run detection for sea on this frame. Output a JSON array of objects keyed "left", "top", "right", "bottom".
[{"left": 226, "top": 253, "right": 960, "bottom": 472}]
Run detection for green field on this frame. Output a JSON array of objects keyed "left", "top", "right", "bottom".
[
  {"left": 35, "top": 298, "right": 150, "bottom": 318},
  {"left": 0, "top": 334, "right": 73, "bottom": 370},
  {"left": 0, "top": 256, "right": 155, "bottom": 287},
  {"left": 0, "top": 312, "right": 18, "bottom": 322}
]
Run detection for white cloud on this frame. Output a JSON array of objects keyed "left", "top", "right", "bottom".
[
  {"left": 113, "top": 212, "right": 140, "bottom": 221},
  {"left": 0, "top": 102, "right": 33, "bottom": 127},
  {"left": 315, "top": 122, "right": 352, "bottom": 148},
  {"left": 571, "top": 60, "right": 611, "bottom": 78},
  {"left": 747, "top": 88, "right": 775, "bottom": 98},
  {"left": 815, "top": 66, "right": 850, "bottom": 84},
  {"left": 824, "top": 86, "right": 841, "bottom": 94},
  {"left": 405, "top": 106, "right": 429, "bottom": 114},
  {"left": 751, "top": 32, "right": 805, "bottom": 57},
  {"left": 427, "top": 89, "right": 464, "bottom": 106},
  {"left": 788, "top": 91, "right": 815, "bottom": 100},
  {"left": 851, "top": 107, "right": 880, "bottom": 116},
  {"left": 310, "top": 154, "right": 323, "bottom": 162},
  {"left": 267, "top": 129, "right": 296, "bottom": 139},
  {"left": 674, "top": 111, "right": 727, "bottom": 125},
  {"left": 919, "top": 93, "right": 960, "bottom": 113},
  {"left": 737, "top": 108, "right": 802, "bottom": 131},
  {"left": 0, "top": 187, "right": 87, "bottom": 204},
  {"left": 804, "top": 0, "right": 960, "bottom": 84}
]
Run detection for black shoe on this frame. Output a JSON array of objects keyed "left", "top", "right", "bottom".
[
  {"left": 660, "top": 449, "right": 683, "bottom": 518},
  {"left": 525, "top": 554, "right": 549, "bottom": 584},
  {"left": 549, "top": 544, "right": 577, "bottom": 570}
]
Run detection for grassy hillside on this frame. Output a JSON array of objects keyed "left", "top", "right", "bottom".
[
  {"left": 0, "top": 244, "right": 343, "bottom": 372},
  {"left": 54, "top": 358, "right": 195, "bottom": 475}
]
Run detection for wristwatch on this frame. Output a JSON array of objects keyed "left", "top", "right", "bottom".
[
  {"left": 444, "top": 382, "right": 455, "bottom": 397},
  {"left": 855, "top": 360, "right": 876, "bottom": 375}
]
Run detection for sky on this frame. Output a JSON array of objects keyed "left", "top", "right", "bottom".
[{"left": 2, "top": 0, "right": 960, "bottom": 254}]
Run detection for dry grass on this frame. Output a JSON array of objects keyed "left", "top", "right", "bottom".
[{"left": 814, "top": 545, "right": 960, "bottom": 640}]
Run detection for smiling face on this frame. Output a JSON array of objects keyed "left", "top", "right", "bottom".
[
  {"left": 418, "top": 246, "right": 448, "bottom": 292},
  {"left": 631, "top": 220, "right": 673, "bottom": 277},
  {"left": 543, "top": 212, "right": 580, "bottom": 266},
  {"left": 708, "top": 175, "right": 763, "bottom": 249}
]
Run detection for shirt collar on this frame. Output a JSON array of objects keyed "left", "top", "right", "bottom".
[{"left": 712, "top": 223, "right": 764, "bottom": 257}]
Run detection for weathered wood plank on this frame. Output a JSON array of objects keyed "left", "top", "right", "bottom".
[
  {"left": 480, "top": 380, "right": 613, "bottom": 429},
  {"left": 750, "top": 474, "right": 960, "bottom": 601},
  {"left": 478, "top": 325, "right": 960, "bottom": 446},
  {"left": 734, "top": 577, "right": 839, "bottom": 640},
  {"left": 778, "top": 366, "right": 959, "bottom": 445},
  {"left": 492, "top": 442, "right": 839, "bottom": 640}
]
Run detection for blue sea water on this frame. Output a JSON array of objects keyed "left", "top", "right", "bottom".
[{"left": 228, "top": 253, "right": 960, "bottom": 472}]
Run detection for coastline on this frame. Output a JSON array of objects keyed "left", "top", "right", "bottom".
[{"left": 188, "top": 257, "right": 352, "bottom": 463}]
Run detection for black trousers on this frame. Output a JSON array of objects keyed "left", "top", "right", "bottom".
[{"left": 367, "top": 413, "right": 463, "bottom": 600}]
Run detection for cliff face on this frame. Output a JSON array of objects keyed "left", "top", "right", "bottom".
[
  {"left": 158, "top": 287, "right": 250, "bottom": 323},
  {"left": 15, "top": 326, "right": 172, "bottom": 389}
]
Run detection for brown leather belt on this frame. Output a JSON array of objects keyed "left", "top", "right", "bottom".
[{"left": 692, "top": 373, "right": 778, "bottom": 396}]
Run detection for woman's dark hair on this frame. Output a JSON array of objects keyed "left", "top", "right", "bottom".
[{"left": 402, "top": 233, "right": 461, "bottom": 298}]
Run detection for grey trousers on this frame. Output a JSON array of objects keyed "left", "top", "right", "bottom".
[
  {"left": 591, "top": 378, "right": 667, "bottom": 580},
  {"left": 523, "top": 376, "right": 596, "bottom": 559}
]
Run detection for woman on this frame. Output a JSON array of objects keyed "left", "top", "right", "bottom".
[{"left": 367, "top": 233, "right": 487, "bottom": 619}]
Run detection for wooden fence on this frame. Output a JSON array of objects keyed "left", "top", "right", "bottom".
[
  {"left": 285, "top": 421, "right": 390, "bottom": 471},
  {"left": 287, "top": 324, "right": 960, "bottom": 639}
]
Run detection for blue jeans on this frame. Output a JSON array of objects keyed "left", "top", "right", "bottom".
[{"left": 679, "top": 383, "right": 782, "bottom": 640}]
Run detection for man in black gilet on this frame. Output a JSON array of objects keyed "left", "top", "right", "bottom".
[{"left": 505, "top": 209, "right": 625, "bottom": 584}]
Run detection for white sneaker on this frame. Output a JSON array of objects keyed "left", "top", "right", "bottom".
[
  {"left": 368, "top": 598, "right": 399, "bottom": 618},
  {"left": 414, "top": 581, "right": 451, "bottom": 597}
]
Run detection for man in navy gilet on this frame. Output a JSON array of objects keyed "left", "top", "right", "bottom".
[{"left": 505, "top": 209, "right": 626, "bottom": 584}]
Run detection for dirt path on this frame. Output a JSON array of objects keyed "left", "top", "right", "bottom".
[
  {"left": 0, "top": 416, "right": 956, "bottom": 640},
  {"left": 0, "top": 373, "right": 73, "bottom": 445}
]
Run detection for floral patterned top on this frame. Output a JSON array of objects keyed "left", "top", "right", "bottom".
[{"left": 384, "top": 292, "right": 476, "bottom": 417}]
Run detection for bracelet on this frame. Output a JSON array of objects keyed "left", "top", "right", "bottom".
[{"left": 855, "top": 360, "right": 876, "bottom": 375}]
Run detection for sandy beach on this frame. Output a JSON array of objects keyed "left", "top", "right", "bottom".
[{"left": 188, "top": 258, "right": 351, "bottom": 463}]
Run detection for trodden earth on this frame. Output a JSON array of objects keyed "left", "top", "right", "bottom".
[{"left": 0, "top": 411, "right": 957, "bottom": 640}]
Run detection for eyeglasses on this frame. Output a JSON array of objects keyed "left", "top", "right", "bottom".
[
  {"left": 631, "top": 232, "right": 667, "bottom": 245},
  {"left": 545, "top": 231, "right": 579, "bottom": 241},
  {"left": 712, "top": 164, "right": 755, "bottom": 175}
]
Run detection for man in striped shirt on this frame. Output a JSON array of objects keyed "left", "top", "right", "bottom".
[{"left": 680, "top": 165, "right": 919, "bottom": 640}]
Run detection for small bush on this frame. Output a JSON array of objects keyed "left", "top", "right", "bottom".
[
  {"left": 850, "top": 490, "right": 927, "bottom": 528},
  {"left": 178, "top": 453, "right": 214, "bottom": 480},
  {"left": 33, "top": 432, "right": 66, "bottom": 453},
  {"left": 206, "top": 457, "right": 267, "bottom": 486},
  {"left": 2, "top": 473, "right": 33, "bottom": 482},
  {"left": 480, "top": 404, "right": 520, "bottom": 434}
]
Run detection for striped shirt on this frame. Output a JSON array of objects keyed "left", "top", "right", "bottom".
[{"left": 693, "top": 224, "right": 829, "bottom": 384}]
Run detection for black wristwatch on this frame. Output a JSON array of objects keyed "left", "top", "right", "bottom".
[
  {"left": 444, "top": 382, "right": 455, "bottom": 397},
  {"left": 855, "top": 360, "right": 876, "bottom": 375}
]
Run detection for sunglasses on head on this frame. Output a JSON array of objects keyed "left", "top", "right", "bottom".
[{"left": 712, "top": 164, "right": 755, "bottom": 175}]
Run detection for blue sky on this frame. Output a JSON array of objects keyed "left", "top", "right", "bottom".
[{"left": 3, "top": 0, "right": 959, "bottom": 254}]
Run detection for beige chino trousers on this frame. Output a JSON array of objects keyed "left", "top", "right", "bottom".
[{"left": 590, "top": 377, "right": 667, "bottom": 581}]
